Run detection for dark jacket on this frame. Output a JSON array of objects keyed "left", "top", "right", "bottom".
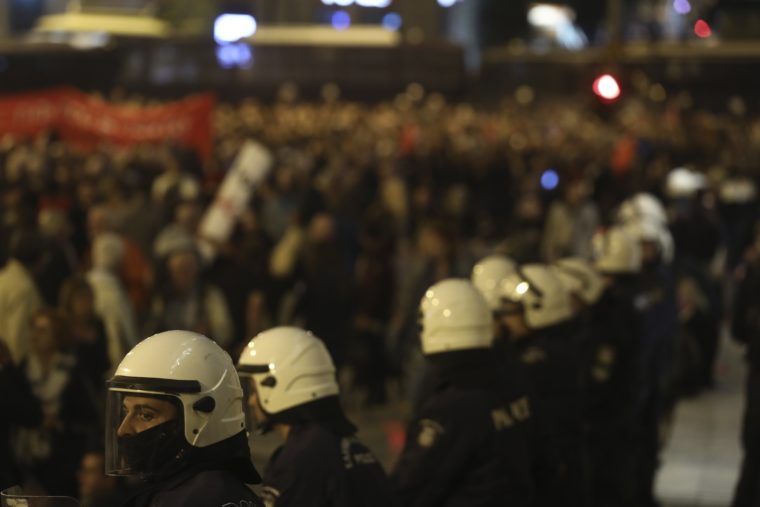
[
  {"left": 582, "top": 285, "right": 642, "bottom": 429},
  {"left": 391, "top": 350, "right": 534, "bottom": 507},
  {"left": 733, "top": 259, "right": 760, "bottom": 371},
  {"left": 0, "top": 353, "right": 43, "bottom": 490},
  {"left": 513, "top": 323, "right": 584, "bottom": 507},
  {"left": 125, "top": 468, "right": 263, "bottom": 507},
  {"left": 262, "top": 423, "right": 396, "bottom": 507},
  {"left": 121, "top": 431, "right": 263, "bottom": 507}
]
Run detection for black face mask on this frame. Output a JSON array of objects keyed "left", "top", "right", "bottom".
[{"left": 118, "top": 419, "right": 189, "bottom": 478}]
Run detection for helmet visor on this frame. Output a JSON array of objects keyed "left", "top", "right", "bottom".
[{"left": 104, "top": 389, "right": 184, "bottom": 477}]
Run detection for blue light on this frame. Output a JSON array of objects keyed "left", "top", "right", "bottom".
[
  {"left": 216, "top": 43, "right": 253, "bottom": 69},
  {"left": 541, "top": 169, "right": 560, "bottom": 191},
  {"left": 673, "top": 0, "right": 691, "bottom": 14},
  {"left": 331, "top": 10, "right": 351, "bottom": 31},
  {"left": 382, "top": 12, "right": 402, "bottom": 31}
]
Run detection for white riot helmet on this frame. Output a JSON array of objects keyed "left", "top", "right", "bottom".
[
  {"left": 105, "top": 331, "right": 250, "bottom": 477},
  {"left": 665, "top": 167, "right": 706, "bottom": 199},
  {"left": 471, "top": 255, "right": 518, "bottom": 311},
  {"left": 624, "top": 218, "right": 675, "bottom": 264},
  {"left": 237, "top": 327, "right": 339, "bottom": 415},
  {"left": 499, "top": 264, "right": 574, "bottom": 329},
  {"left": 719, "top": 176, "right": 757, "bottom": 204},
  {"left": 419, "top": 279, "right": 493, "bottom": 355},
  {"left": 616, "top": 193, "right": 668, "bottom": 226},
  {"left": 593, "top": 226, "right": 642, "bottom": 274},
  {"left": 552, "top": 257, "right": 605, "bottom": 306}
]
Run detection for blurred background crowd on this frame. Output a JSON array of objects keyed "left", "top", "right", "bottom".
[
  {"left": 1, "top": 89, "right": 759, "bottom": 502},
  {"left": 3, "top": 0, "right": 760, "bottom": 504}
]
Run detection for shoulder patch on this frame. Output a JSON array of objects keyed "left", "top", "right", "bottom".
[{"left": 340, "top": 437, "right": 378, "bottom": 469}]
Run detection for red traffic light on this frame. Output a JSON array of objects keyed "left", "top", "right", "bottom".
[
  {"left": 694, "top": 19, "right": 712, "bottom": 38},
  {"left": 593, "top": 74, "right": 621, "bottom": 102}
]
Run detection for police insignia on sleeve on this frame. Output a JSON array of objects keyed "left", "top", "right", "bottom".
[{"left": 417, "top": 419, "right": 445, "bottom": 448}]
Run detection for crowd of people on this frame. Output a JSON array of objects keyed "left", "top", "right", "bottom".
[{"left": 1, "top": 88, "right": 760, "bottom": 506}]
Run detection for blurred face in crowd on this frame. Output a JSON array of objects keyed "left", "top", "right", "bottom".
[
  {"left": 78, "top": 452, "right": 118, "bottom": 501},
  {"left": 417, "top": 224, "right": 449, "bottom": 259},
  {"left": 275, "top": 167, "right": 296, "bottom": 192},
  {"left": 565, "top": 180, "right": 589, "bottom": 207},
  {"left": 117, "top": 396, "right": 178, "bottom": 437},
  {"left": 88, "top": 207, "right": 111, "bottom": 238},
  {"left": 70, "top": 286, "right": 96, "bottom": 320},
  {"left": 168, "top": 250, "right": 200, "bottom": 294},
  {"left": 307, "top": 214, "right": 336, "bottom": 245},
  {"left": 31, "top": 312, "right": 59, "bottom": 358},
  {"left": 77, "top": 179, "right": 99, "bottom": 209},
  {"left": 175, "top": 201, "right": 201, "bottom": 230}
]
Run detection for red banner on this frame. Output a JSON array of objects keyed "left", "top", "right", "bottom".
[{"left": 0, "top": 89, "right": 215, "bottom": 160}]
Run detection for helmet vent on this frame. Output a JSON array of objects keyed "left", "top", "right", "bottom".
[{"left": 193, "top": 396, "right": 216, "bottom": 413}]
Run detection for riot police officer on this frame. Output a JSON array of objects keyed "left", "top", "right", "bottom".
[
  {"left": 391, "top": 279, "right": 534, "bottom": 507},
  {"left": 622, "top": 214, "right": 679, "bottom": 507},
  {"left": 498, "top": 264, "right": 585, "bottom": 507},
  {"left": 556, "top": 247, "right": 641, "bottom": 507},
  {"left": 104, "top": 330, "right": 263, "bottom": 507},
  {"left": 731, "top": 225, "right": 760, "bottom": 507},
  {"left": 237, "top": 326, "right": 395, "bottom": 507},
  {"left": 472, "top": 254, "right": 567, "bottom": 506}
]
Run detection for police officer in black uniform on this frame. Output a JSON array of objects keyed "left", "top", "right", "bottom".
[
  {"left": 104, "top": 330, "right": 263, "bottom": 507},
  {"left": 472, "top": 255, "right": 566, "bottom": 507},
  {"left": 731, "top": 225, "right": 760, "bottom": 507},
  {"left": 624, "top": 218, "right": 679, "bottom": 507},
  {"left": 555, "top": 248, "right": 642, "bottom": 506},
  {"left": 237, "top": 326, "right": 395, "bottom": 507},
  {"left": 391, "top": 278, "right": 534, "bottom": 507},
  {"left": 497, "top": 264, "right": 586, "bottom": 507}
]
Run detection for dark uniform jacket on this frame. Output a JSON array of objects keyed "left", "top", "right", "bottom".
[
  {"left": 123, "top": 467, "right": 263, "bottom": 507},
  {"left": 513, "top": 323, "right": 584, "bottom": 507},
  {"left": 120, "top": 431, "right": 263, "bottom": 507},
  {"left": 733, "top": 258, "right": 760, "bottom": 452},
  {"left": 391, "top": 350, "right": 534, "bottom": 507},
  {"left": 635, "top": 265, "right": 678, "bottom": 413},
  {"left": 583, "top": 285, "right": 641, "bottom": 430},
  {"left": 261, "top": 423, "right": 396, "bottom": 507},
  {"left": 580, "top": 283, "right": 642, "bottom": 507},
  {"left": 731, "top": 257, "right": 760, "bottom": 507}
]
